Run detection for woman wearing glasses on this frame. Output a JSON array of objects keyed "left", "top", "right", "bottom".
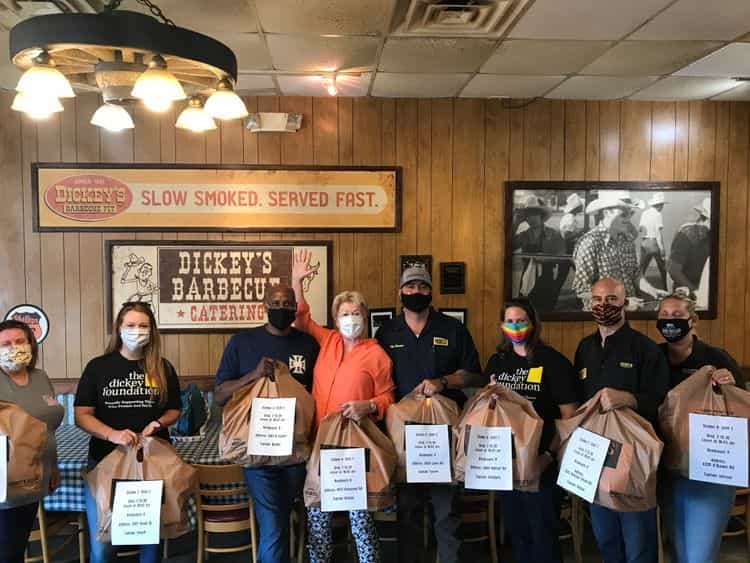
[
  {"left": 74, "top": 302, "right": 182, "bottom": 563},
  {"left": 291, "top": 249, "right": 395, "bottom": 563}
]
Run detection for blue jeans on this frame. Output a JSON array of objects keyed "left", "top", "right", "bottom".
[
  {"left": 84, "top": 483, "right": 162, "bottom": 563},
  {"left": 243, "top": 463, "right": 306, "bottom": 563},
  {"left": 670, "top": 475, "right": 736, "bottom": 563},
  {"left": 0, "top": 502, "right": 39, "bottom": 563},
  {"left": 589, "top": 504, "right": 657, "bottom": 563},
  {"left": 499, "top": 467, "right": 563, "bottom": 563}
]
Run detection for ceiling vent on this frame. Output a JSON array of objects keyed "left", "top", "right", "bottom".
[
  {"left": 245, "top": 112, "right": 303, "bottom": 133},
  {"left": 391, "top": 0, "right": 532, "bottom": 38}
]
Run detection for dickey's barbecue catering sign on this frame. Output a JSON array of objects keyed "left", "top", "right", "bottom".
[
  {"left": 33, "top": 164, "right": 401, "bottom": 232},
  {"left": 107, "top": 241, "right": 331, "bottom": 332}
]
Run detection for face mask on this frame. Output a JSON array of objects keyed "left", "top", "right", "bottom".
[
  {"left": 401, "top": 292, "right": 432, "bottom": 313},
  {"left": 657, "top": 318, "right": 691, "bottom": 343},
  {"left": 267, "top": 307, "right": 296, "bottom": 331},
  {"left": 591, "top": 303, "right": 623, "bottom": 326},
  {"left": 501, "top": 322, "right": 532, "bottom": 345},
  {"left": 338, "top": 315, "right": 364, "bottom": 340},
  {"left": 120, "top": 328, "right": 150, "bottom": 352},
  {"left": 0, "top": 344, "right": 32, "bottom": 373}
]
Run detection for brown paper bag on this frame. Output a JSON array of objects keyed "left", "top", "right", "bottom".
[
  {"left": 555, "top": 391, "right": 663, "bottom": 512},
  {"left": 659, "top": 366, "right": 750, "bottom": 477},
  {"left": 85, "top": 437, "right": 198, "bottom": 541},
  {"left": 454, "top": 385, "right": 546, "bottom": 492},
  {"left": 304, "top": 413, "right": 398, "bottom": 511},
  {"left": 219, "top": 361, "right": 315, "bottom": 467},
  {"left": 385, "top": 392, "right": 460, "bottom": 482},
  {"left": 0, "top": 400, "right": 47, "bottom": 501}
]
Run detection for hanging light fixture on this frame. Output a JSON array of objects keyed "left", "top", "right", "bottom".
[
  {"left": 324, "top": 75, "right": 338, "bottom": 97},
  {"left": 204, "top": 78, "right": 248, "bottom": 120},
  {"left": 176, "top": 97, "right": 217, "bottom": 132},
  {"left": 90, "top": 103, "right": 135, "bottom": 132},
  {"left": 8, "top": 1, "right": 240, "bottom": 131}
]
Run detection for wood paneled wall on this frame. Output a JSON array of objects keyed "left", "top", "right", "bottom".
[{"left": 1, "top": 92, "right": 748, "bottom": 380}]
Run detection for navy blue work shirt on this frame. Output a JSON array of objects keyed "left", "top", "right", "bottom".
[
  {"left": 375, "top": 308, "right": 482, "bottom": 407},
  {"left": 215, "top": 325, "right": 319, "bottom": 391}
]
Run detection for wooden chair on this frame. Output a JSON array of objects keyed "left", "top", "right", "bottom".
[
  {"left": 722, "top": 487, "right": 750, "bottom": 549},
  {"left": 192, "top": 463, "right": 257, "bottom": 563},
  {"left": 24, "top": 503, "right": 86, "bottom": 563},
  {"left": 436, "top": 490, "right": 498, "bottom": 563}
]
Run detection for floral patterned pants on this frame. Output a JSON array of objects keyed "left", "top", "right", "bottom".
[{"left": 306, "top": 508, "right": 381, "bottom": 563}]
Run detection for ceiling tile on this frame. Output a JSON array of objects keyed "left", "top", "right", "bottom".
[
  {"left": 674, "top": 43, "right": 750, "bottom": 77},
  {"left": 379, "top": 38, "right": 496, "bottom": 73},
  {"left": 546, "top": 76, "right": 657, "bottom": 99},
  {"left": 481, "top": 40, "right": 612, "bottom": 75},
  {"left": 235, "top": 74, "right": 276, "bottom": 94},
  {"left": 266, "top": 35, "right": 379, "bottom": 72},
  {"left": 372, "top": 73, "right": 471, "bottom": 98},
  {"left": 277, "top": 74, "right": 369, "bottom": 97},
  {"left": 213, "top": 33, "right": 272, "bottom": 71},
  {"left": 582, "top": 41, "right": 723, "bottom": 76},
  {"left": 631, "top": 0, "right": 750, "bottom": 40},
  {"left": 131, "top": 0, "right": 257, "bottom": 33},
  {"left": 711, "top": 82, "right": 750, "bottom": 100},
  {"left": 460, "top": 75, "right": 565, "bottom": 98},
  {"left": 509, "top": 0, "right": 671, "bottom": 40},
  {"left": 255, "top": 0, "right": 395, "bottom": 35},
  {"left": 630, "top": 77, "right": 739, "bottom": 100}
]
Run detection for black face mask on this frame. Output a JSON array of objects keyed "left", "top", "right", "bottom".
[
  {"left": 657, "top": 318, "right": 691, "bottom": 343},
  {"left": 267, "top": 307, "right": 296, "bottom": 331},
  {"left": 401, "top": 292, "right": 432, "bottom": 313}
]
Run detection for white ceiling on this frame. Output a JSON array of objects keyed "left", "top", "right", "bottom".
[{"left": 3, "top": 0, "right": 750, "bottom": 100}]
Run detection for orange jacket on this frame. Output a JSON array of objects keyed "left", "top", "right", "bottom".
[{"left": 295, "top": 303, "right": 395, "bottom": 424}]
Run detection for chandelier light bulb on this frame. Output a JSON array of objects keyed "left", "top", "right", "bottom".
[
  {"left": 204, "top": 79, "right": 248, "bottom": 120},
  {"left": 176, "top": 97, "right": 217, "bottom": 132},
  {"left": 11, "top": 91, "right": 64, "bottom": 119},
  {"left": 131, "top": 54, "right": 186, "bottom": 112},
  {"left": 90, "top": 103, "right": 134, "bottom": 132},
  {"left": 16, "top": 52, "right": 75, "bottom": 99}
]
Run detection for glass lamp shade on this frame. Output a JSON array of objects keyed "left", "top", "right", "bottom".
[
  {"left": 204, "top": 82, "right": 248, "bottom": 120},
  {"left": 142, "top": 96, "right": 173, "bottom": 113},
  {"left": 90, "top": 103, "right": 134, "bottom": 132},
  {"left": 11, "top": 91, "right": 64, "bottom": 119},
  {"left": 16, "top": 65, "right": 75, "bottom": 98},
  {"left": 176, "top": 100, "right": 216, "bottom": 132},
  {"left": 131, "top": 68, "right": 186, "bottom": 112}
]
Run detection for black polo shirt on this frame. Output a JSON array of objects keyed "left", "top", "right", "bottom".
[
  {"left": 574, "top": 322, "right": 669, "bottom": 424},
  {"left": 659, "top": 335, "right": 747, "bottom": 390},
  {"left": 375, "top": 308, "right": 482, "bottom": 406}
]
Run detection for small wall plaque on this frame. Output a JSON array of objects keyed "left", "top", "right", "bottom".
[{"left": 440, "top": 262, "right": 465, "bottom": 295}]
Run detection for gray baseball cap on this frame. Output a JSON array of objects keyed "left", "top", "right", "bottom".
[{"left": 400, "top": 265, "right": 432, "bottom": 288}]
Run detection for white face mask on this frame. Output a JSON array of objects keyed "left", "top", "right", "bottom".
[
  {"left": 338, "top": 314, "right": 364, "bottom": 340},
  {"left": 120, "top": 328, "right": 150, "bottom": 352},
  {"left": 0, "top": 344, "right": 33, "bottom": 373}
]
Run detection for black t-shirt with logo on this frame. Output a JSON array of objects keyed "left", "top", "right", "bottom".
[
  {"left": 484, "top": 344, "right": 581, "bottom": 453},
  {"left": 75, "top": 352, "right": 182, "bottom": 465},
  {"left": 658, "top": 335, "right": 746, "bottom": 390}
]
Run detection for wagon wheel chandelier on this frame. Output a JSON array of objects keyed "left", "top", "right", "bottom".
[{"left": 8, "top": 0, "right": 246, "bottom": 133}]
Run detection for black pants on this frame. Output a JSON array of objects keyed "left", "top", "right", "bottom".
[
  {"left": 397, "top": 484, "right": 461, "bottom": 563},
  {"left": 0, "top": 502, "right": 39, "bottom": 563}
]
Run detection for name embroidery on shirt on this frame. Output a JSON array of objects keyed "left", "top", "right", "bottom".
[
  {"left": 433, "top": 337, "right": 449, "bottom": 347},
  {"left": 389, "top": 344, "right": 406, "bottom": 349},
  {"left": 619, "top": 361, "right": 633, "bottom": 368}
]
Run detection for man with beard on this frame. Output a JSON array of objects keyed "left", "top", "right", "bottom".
[
  {"left": 573, "top": 278, "right": 669, "bottom": 563},
  {"left": 375, "top": 265, "right": 483, "bottom": 563},
  {"left": 214, "top": 284, "right": 319, "bottom": 563}
]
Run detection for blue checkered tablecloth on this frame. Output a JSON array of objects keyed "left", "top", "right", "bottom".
[{"left": 44, "top": 422, "right": 246, "bottom": 514}]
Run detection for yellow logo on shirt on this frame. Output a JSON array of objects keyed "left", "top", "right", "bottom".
[
  {"left": 527, "top": 367, "right": 543, "bottom": 383},
  {"left": 144, "top": 373, "right": 155, "bottom": 387},
  {"left": 579, "top": 368, "right": 587, "bottom": 380},
  {"left": 433, "top": 337, "right": 449, "bottom": 347},
  {"left": 619, "top": 361, "right": 633, "bottom": 369}
]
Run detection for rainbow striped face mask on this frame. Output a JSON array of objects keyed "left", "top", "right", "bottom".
[{"left": 501, "top": 322, "right": 532, "bottom": 344}]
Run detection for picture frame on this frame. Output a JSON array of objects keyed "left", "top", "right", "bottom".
[
  {"left": 440, "top": 262, "right": 465, "bottom": 294},
  {"left": 505, "top": 181, "right": 720, "bottom": 320},
  {"left": 106, "top": 240, "right": 332, "bottom": 333},
  {"left": 369, "top": 307, "right": 396, "bottom": 337},
  {"left": 440, "top": 308, "right": 467, "bottom": 325}
]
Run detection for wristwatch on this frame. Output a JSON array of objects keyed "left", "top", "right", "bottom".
[
  {"left": 368, "top": 401, "right": 377, "bottom": 414},
  {"left": 154, "top": 420, "right": 164, "bottom": 430},
  {"left": 439, "top": 376, "right": 449, "bottom": 390}
]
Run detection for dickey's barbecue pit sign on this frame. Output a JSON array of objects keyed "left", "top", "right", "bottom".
[
  {"left": 108, "top": 241, "right": 331, "bottom": 332},
  {"left": 34, "top": 164, "right": 401, "bottom": 232}
]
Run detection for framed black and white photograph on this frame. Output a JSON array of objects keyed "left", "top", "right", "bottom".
[
  {"left": 505, "top": 181, "right": 719, "bottom": 320},
  {"left": 369, "top": 307, "right": 396, "bottom": 337},
  {"left": 440, "top": 308, "right": 467, "bottom": 325}
]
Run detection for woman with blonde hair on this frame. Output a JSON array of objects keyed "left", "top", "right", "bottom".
[
  {"left": 291, "top": 250, "right": 395, "bottom": 563},
  {"left": 656, "top": 291, "right": 746, "bottom": 563},
  {"left": 75, "top": 302, "right": 182, "bottom": 563}
]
